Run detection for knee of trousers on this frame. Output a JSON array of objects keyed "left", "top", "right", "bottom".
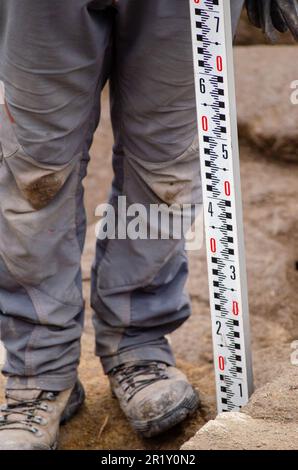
[
  {"left": 124, "top": 135, "right": 203, "bottom": 207},
  {"left": 3, "top": 149, "right": 79, "bottom": 211},
  {"left": 0, "top": 103, "right": 80, "bottom": 211},
  {"left": 0, "top": 103, "right": 82, "bottom": 285}
]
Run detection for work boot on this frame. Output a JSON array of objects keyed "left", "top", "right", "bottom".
[
  {"left": 0, "top": 380, "right": 85, "bottom": 450},
  {"left": 109, "top": 361, "right": 199, "bottom": 438}
]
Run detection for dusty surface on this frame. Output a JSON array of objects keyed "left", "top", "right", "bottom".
[
  {"left": 182, "top": 364, "right": 298, "bottom": 450},
  {"left": 236, "top": 46, "right": 298, "bottom": 162},
  {"left": 181, "top": 411, "right": 298, "bottom": 450},
  {"left": 1, "top": 40, "right": 298, "bottom": 450}
]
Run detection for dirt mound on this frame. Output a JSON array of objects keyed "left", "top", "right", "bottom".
[
  {"left": 182, "top": 362, "right": 298, "bottom": 450},
  {"left": 235, "top": 46, "right": 298, "bottom": 163}
]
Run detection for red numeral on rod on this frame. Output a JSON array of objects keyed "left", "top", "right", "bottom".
[
  {"left": 219, "top": 356, "right": 225, "bottom": 371},
  {"left": 224, "top": 181, "right": 231, "bottom": 196},
  {"left": 202, "top": 116, "right": 208, "bottom": 131},
  {"left": 210, "top": 238, "right": 216, "bottom": 253},
  {"left": 216, "top": 56, "right": 223, "bottom": 72},
  {"left": 233, "top": 301, "right": 239, "bottom": 316}
]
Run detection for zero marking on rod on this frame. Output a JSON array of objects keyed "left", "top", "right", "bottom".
[{"left": 189, "top": 0, "right": 254, "bottom": 412}]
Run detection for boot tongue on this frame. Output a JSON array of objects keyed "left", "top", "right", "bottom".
[{"left": 5, "top": 389, "right": 42, "bottom": 404}]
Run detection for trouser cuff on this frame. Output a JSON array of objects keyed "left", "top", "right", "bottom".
[{"left": 5, "top": 371, "right": 78, "bottom": 392}]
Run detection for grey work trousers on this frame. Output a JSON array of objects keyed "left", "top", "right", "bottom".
[{"left": 0, "top": 0, "right": 243, "bottom": 391}]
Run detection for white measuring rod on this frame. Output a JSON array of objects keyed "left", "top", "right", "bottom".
[{"left": 189, "top": 0, "right": 253, "bottom": 412}]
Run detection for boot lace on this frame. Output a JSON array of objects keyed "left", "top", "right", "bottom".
[
  {"left": 0, "top": 392, "right": 58, "bottom": 435},
  {"left": 112, "top": 361, "right": 169, "bottom": 402}
]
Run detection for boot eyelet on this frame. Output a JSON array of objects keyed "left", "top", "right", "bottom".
[
  {"left": 30, "top": 426, "right": 43, "bottom": 437},
  {"left": 34, "top": 416, "right": 48, "bottom": 426},
  {"left": 46, "top": 392, "right": 58, "bottom": 401}
]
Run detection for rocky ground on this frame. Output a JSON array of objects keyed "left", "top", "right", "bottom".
[
  {"left": 182, "top": 364, "right": 298, "bottom": 450},
  {"left": 0, "top": 11, "right": 297, "bottom": 450}
]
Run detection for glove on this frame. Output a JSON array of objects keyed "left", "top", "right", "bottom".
[{"left": 245, "top": 0, "right": 298, "bottom": 42}]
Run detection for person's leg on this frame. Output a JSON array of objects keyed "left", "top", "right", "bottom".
[
  {"left": 0, "top": 0, "right": 113, "bottom": 392},
  {"left": 92, "top": 0, "right": 199, "bottom": 372}
]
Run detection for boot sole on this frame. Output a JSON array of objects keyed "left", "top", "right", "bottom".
[{"left": 131, "top": 386, "right": 200, "bottom": 438}]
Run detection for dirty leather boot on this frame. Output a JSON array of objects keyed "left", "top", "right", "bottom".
[
  {"left": 0, "top": 380, "right": 85, "bottom": 450},
  {"left": 109, "top": 361, "right": 199, "bottom": 438}
]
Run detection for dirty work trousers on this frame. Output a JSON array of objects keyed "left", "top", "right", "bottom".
[{"left": 0, "top": 0, "right": 243, "bottom": 391}]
